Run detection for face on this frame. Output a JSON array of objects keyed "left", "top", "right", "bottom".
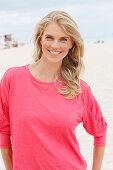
[{"left": 40, "top": 22, "right": 73, "bottom": 64}]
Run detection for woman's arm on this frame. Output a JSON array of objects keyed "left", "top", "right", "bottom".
[
  {"left": 0, "top": 147, "right": 13, "bottom": 170},
  {"left": 92, "top": 146, "right": 105, "bottom": 170}
]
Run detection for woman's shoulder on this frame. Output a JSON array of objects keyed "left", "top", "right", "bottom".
[
  {"left": 79, "top": 79, "right": 93, "bottom": 103},
  {"left": 80, "top": 79, "right": 94, "bottom": 99},
  {"left": 1, "top": 65, "right": 27, "bottom": 82},
  {"left": 80, "top": 79, "right": 90, "bottom": 91},
  {"left": 6, "top": 65, "right": 26, "bottom": 73}
]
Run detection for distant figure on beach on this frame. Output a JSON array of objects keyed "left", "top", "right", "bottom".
[{"left": 0, "top": 10, "right": 107, "bottom": 170}]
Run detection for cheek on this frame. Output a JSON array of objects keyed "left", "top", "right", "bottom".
[
  {"left": 41, "top": 40, "right": 50, "bottom": 49},
  {"left": 61, "top": 44, "right": 70, "bottom": 52}
]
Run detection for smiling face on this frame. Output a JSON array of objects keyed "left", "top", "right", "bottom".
[{"left": 40, "top": 22, "right": 73, "bottom": 64}]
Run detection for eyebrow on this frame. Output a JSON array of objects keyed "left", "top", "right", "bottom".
[{"left": 45, "top": 34, "right": 69, "bottom": 39}]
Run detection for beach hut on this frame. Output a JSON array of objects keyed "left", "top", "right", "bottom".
[{"left": 0, "top": 34, "right": 18, "bottom": 49}]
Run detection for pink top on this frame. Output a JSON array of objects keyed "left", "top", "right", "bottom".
[{"left": 0, "top": 65, "right": 107, "bottom": 170}]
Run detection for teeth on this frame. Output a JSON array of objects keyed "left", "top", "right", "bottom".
[{"left": 49, "top": 50, "right": 61, "bottom": 54}]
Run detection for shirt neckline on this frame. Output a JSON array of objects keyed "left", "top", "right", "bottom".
[{"left": 25, "top": 64, "right": 59, "bottom": 85}]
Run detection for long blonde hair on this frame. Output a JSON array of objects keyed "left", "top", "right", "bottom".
[{"left": 32, "top": 10, "right": 84, "bottom": 99}]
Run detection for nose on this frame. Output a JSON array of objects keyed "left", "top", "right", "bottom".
[{"left": 51, "top": 40, "right": 60, "bottom": 49}]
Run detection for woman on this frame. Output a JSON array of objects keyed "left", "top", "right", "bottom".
[{"left": 0, "top": 10, "right": 107, "bottom": 170}]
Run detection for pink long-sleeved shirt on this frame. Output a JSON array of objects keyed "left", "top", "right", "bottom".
[{"left": 0, "top": 65, "right": 107, "bottom": 170}]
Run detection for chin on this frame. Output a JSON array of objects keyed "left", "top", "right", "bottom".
[{"left": 49, "top": 55, "right": 67, "bottom": 62}]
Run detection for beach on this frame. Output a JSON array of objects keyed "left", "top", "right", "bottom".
[{"left": 0, "top": 43, "right": 113, "bottom": 170}]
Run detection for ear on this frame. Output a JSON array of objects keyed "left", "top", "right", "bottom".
[
  {"left": 69, "top": 42, "right": 74, "bottom": 50},
  {"left": 69, "top": 38, "right": 75, "bottom": 49}
]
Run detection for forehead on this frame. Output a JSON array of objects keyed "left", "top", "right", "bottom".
[{"left": 42, "top": 22, "right": 69, "bottom": 37}]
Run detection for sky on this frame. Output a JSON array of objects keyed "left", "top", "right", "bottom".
[{"left": 0, "top": 0, "right": 113, "bottom": 43}]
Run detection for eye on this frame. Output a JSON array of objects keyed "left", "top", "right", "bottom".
[
  {"left": 61, "top": 38, "right": 68, "bottom": 41},
  {"left": 45, "top": 36, "right": 52, "bottom": 40}
]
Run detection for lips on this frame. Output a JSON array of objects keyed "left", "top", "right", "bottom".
[{"left": 48, "top": 50, "right": 61, "bottom": 55}]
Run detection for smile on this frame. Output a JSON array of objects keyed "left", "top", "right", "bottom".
[{"left": 48, "top": 50, "right": 61, "bottom": 55}]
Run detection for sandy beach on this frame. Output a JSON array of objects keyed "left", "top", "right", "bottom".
[{"left": 0, "top": 43, "right": 113, "bottom": 170}]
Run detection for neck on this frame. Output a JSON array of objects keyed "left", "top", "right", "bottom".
[{"left": 34, "top": 57, "right": 61, "bottom": 82}]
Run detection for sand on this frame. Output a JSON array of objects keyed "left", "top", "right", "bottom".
[{"left": 0, "top": 43, "right": 113, "bottom": 170}]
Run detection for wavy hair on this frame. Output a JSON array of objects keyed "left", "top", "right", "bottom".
[{"left": 32, "top": 10, "right": 85, "bottom": 99}]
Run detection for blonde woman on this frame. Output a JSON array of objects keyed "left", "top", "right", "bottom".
[{"left": 0, "top": 10, "right": 107, "bottom": 170}]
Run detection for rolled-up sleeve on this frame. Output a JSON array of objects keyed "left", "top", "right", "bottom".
[
  {"left": 82, "top": 85, "right": 107, "bottom": 146},
  {"left": 0, "top": 69, "right": 12, "bottom": 148}
]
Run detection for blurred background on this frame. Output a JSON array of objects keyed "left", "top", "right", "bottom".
[
  {"left": 0, "top": 0, "right": 113, "bottom": 44},
  {"left": 0, "top": 0, "right": 113, "bottom": 170}
]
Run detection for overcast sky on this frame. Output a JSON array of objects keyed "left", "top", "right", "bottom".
[{"left": 0, "top": 0, "right": 113, "bottom": 43}]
